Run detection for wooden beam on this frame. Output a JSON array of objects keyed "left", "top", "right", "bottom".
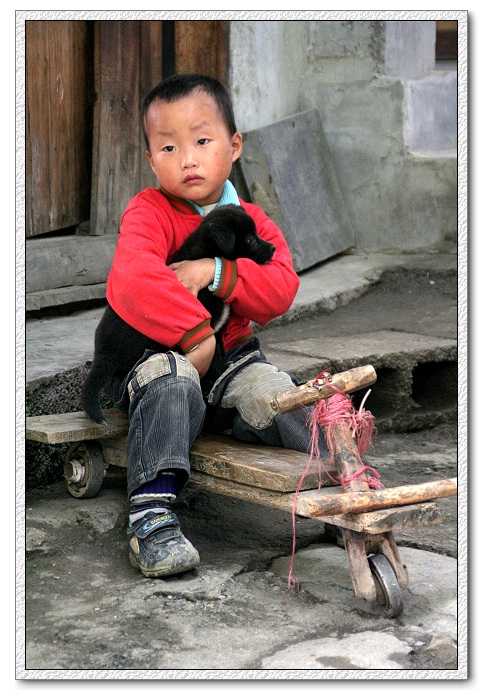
[
  {"left": 317, "top": 501, "right": 443, "bottom": 533},
  {"left": 271, "top": 365, "right": 377, "bottom": 414},
  {"left": 293, "top": 478, "right": 457, "bottom": 517},
  {"left": 26, "top": 234, "right": 117, "bottom": 293},
  {"left": 26, "top": 20, "right": 93, "bottom": 236}
]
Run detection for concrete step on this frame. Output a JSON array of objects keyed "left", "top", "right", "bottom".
[{"left": 262, "top": 330, "right": 457, "bottom": 432}]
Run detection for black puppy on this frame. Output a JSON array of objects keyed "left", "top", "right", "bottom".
[{"left": 81, "top": 205, "right": 275, "bottom": 424}]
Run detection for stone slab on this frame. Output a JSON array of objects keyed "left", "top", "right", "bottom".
[
  {"left": 26, "top": 307, "right": 104, "bottom": 386},
  {"left": 265, "top": 330, "right": 457, "bottom": 367},
  {"left": 238, "top": 109, "right": 355, "bottom": 272},
  {"left": 270, "top": 544, "right": 458, "bottom": 640},
  {"left": 262, "top": 331, "right": 457, "bottom": 386}
]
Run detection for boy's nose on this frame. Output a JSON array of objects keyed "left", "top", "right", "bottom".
[{"left": 180, "top": 148, "right": 198, "bottom": 169}]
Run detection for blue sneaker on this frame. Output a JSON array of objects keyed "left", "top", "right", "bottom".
[{"left": 127, "top": 504, "right": 200, "bottom": 578}]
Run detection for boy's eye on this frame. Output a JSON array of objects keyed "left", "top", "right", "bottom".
[
  {"left": 162, "top": 145, "right": 175, "bottom": 153},
  {"left": 197, "top": 138, "right": 210, "bottom": 146}
]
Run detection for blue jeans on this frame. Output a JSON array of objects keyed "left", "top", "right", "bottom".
[{"left": 110, "top": 343, "right": 328, "bottom": 499}]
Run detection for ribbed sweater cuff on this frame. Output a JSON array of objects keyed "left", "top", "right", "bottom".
[
  {"left": 213, "top": 258, "right": 238, "bottom": 301},
  {"left": 178, "top": 319, "right": 215, "bottom": 354}
]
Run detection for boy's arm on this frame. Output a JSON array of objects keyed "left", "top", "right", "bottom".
[
  {"left": 106, "top": 198, "right": 215, "bottom": 353},
  {"left": 185, "top": 334, "right": 216, "bottom": 377}
]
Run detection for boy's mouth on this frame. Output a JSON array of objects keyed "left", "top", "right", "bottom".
[{"left": 183, "top": 174, "right": 204, "bottom": 185}]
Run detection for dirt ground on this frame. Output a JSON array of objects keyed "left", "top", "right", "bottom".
[{"left": 24, "top": 420, "right": 460, "bottom": 675}]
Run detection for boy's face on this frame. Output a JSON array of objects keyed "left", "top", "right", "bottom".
[{"left": 145, "top": 90, "right": 243, "bottom": 207}]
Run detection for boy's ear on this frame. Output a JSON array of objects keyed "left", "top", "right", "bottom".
[
  {"left": 145, "top": 150, "right": 155, "bottom": 173},
  {"left": 231, "top": 132, "right": 243, "bottom": 163}
]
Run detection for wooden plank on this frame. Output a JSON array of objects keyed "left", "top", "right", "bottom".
[
  {"left": 91, "top": 21, "right": 142, "bottom": 235},
  {"left": 26, "top": 283, "right": 107, "bottom": 312},
  {"left": 90, "top": 20, "right": 160, "bottom": 236},
  {"left": 26, "top": 409, "right": 128, "bottom": 444},
  {"left": 189, "top": 471, "right": 298, "bottom": 513},
  {"left": 26, "top": 234, "right": 117, "bottom": 293},
  {"left": 138, "top": 21, "right": 167, "bottom": 192},
  {"left": 99, "top": 441, "right": 129, "bottom": 469},
  {"left": 188, "top": 434, "right": 336, "bottom": 492},
  {"left": 292, "top": 478, "right": 457, "bottom": 517},
  {"left": 184, "top": 473, "right": 446, "bottom": 536},
  {"left": 26, "top": 410, "right": 336, "bottom": 492},
  {"left": 100, "top": 432, "right": 337, "bottom": 492}
]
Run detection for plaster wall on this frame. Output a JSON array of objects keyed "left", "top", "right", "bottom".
[
  {"left": 230, "top": 20, "right": 308, "bottom": 131},
  {"left": 229, "top": 19, "right": 457, "bottom": 254},
  {"left": 385, "top": 20, "right": 436, "bottom": 78}
]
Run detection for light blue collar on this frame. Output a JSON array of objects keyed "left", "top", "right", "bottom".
[{"left": 187, "top": 180, "right": 240, "bottom": 216}]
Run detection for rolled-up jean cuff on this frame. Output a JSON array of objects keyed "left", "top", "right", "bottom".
[{"left": 125, "top": 351, "right": 205, "bottom": 498}]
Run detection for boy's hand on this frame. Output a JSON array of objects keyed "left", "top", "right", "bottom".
[
  {"left": 185, "top": 334, "right": 216, "bottom": 378},
  {"left": 169, "top": 258, "right": 216, "bottom": 297}
]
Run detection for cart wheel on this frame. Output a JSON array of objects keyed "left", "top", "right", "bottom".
[
  {"left": 64, "top": 441, "right": 106, "bottom": 498},
  {"left": 368, "top": 553, "right": 404, "bottom": 618}
]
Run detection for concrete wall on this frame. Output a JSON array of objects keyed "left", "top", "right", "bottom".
[
  {"left": 230, "top": 20, "right": 308, "bottom": 130},
  {"left": 229, "top": 20, "right": 457, "bottom": 254}
]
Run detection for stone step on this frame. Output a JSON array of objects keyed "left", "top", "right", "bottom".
[{"left": 263, "top": 330, "right": 457, "bottom": 432}]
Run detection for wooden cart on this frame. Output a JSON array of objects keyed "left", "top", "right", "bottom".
[{"left": 26, "top": 365, "right": 457, "bottom": 618}]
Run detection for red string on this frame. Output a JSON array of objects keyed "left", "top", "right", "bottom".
[{"left": 287, "top": 373, "right": 381, "bottom": 593}]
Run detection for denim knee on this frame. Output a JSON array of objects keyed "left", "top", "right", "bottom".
[{"left": 220, "top": 361, "right": 296, "bottom": 430}]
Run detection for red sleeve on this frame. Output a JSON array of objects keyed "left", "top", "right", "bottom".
[
  {"left": 213, "top": 201, "right": 300, "bottom": 326},
  {"left": 106, "top": 190, "right": 214, "bottom": 353}
]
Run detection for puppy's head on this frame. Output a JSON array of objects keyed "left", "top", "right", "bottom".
[{"left": 205, "top": 205, "right": 275, "bottom": 263}]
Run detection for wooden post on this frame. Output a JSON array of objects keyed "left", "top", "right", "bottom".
[
  {"left": 330, "top": 422, "right": 372, "bottom": 494},
  {"left": 326, "top": 418, "right": 379, "bottom": 601}
]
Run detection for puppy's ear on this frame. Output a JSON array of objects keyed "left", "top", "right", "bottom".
[{"left": 211, "top": 227, "right": 236, "bottom": 256}]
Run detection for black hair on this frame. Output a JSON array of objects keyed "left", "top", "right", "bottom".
[{"left": 142, "top": 73, "right": 238, "bottom": 151}]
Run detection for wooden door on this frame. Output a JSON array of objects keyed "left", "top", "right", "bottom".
[
  {"left": 90, "top": 19, "right": 230, "bottom": 236},
  {"left": 436, "top": 20, "right": 458, "bottom": 61},
  {"left": 174, "top": 20, "right": 229, "bottom": 84},
  {"left": 88, "top": 20, "right": 163, "bottom": 235},
  {"left": 25, "top": 20, "right": 94, "bottom": 238}
]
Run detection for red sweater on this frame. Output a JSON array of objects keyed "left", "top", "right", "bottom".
[{"left": 106, "top": 188, "right": 300, "bottom": 353}]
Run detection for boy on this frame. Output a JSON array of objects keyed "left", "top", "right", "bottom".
[{"left": 106, "top": 74, "right": 327, "bottom": 578}]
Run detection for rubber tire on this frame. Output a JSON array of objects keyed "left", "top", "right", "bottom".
[
  {"left": 368, "top": 553, "right": 404, "bottom": 618},
  {"left": 64, "top": 440, "right": 106, "bottom": 499}
]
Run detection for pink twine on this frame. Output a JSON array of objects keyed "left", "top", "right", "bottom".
[{"left": 287, "top": 372, "right": 381, "bottom": 593}]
